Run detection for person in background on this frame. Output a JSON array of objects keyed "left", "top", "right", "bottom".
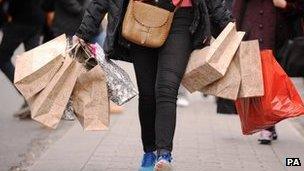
[
  {"left": 0, "top": 0, "right": 8, "bottom": 30},
  {"left": 233, "top": 0, "right": 304, "bottom": 145},
  {"left": 0, "top": 0, "right": 44, "bottom": 119},
  {"left": 41, "top": 0, "right": 55, "bottom": 43},
  {"left": 51, "top": 0, "right": 90, "bottom": 38}
]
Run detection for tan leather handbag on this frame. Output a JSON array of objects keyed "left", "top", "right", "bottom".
[{"left": 122, "top": 0, "right": 182, "bottom": 48}]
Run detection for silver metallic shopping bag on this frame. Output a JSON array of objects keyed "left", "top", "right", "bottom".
[{"left": 87, "top": 43, "right": 138, "bottom": 106}]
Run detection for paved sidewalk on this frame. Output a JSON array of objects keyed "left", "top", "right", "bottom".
[
  {"left": 0, "top": 32, "right": 75, "bottom": 171},
  {"left": 29, "top": 94, "right": 304, "bottom": 171},
  {"left": 28, "top": 62, "right": 304, "bottom": 171}
]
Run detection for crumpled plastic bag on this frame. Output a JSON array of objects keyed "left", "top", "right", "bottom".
[{"left": 235, "top": 50, "right": 304, "bottom": 135}]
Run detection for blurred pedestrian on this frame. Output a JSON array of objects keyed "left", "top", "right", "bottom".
[
  {"left": 76, "top": 0, "right": 231, "bottom": 170},
  {"left": 233, "top": 0, "right": 304, "bottom": 145},
  {"left": 41, "top": 0, "right": 55, "bottom": 43},
  {"left": 0, "top": 0, "right": 8, "bottom": 29},
  {"left": 52, "top": 0, "right": 90, "bottom": 38},
  {"left": 0, "top": 0, "right": 44, "bottom": 119}
]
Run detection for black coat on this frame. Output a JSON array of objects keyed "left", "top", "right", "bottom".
[
  {"left": 0, "top": 1, "right": 7, "bottom": 28},
  {"left": 7, "top": 0, "right": 44, "bottom": 26},
  {"left": 52, "top": 0, "right": 90, "bottom": 37},
  {"left": 224, "top": 0, "right": 233, "bottom": 10},
  {"left": 41, "top": 0, "right": 55, "bottom": 12},
  {"left": 76, "top": 0, "right": 231, "bottom": 62}
]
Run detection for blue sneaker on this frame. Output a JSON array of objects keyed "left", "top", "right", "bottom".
[
  {"left": 139, "top": 152, "right": 156, "bottom": 171},
  {"left": 155, "top": 153, "right": 173, "bottom": 171}
]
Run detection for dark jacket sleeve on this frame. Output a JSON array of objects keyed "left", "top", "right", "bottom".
[
  {"left": 206, "top": 0, "right": 232, "bottom": 37},
  {"left": 42, "top": 0, "right": 55, "bottom": 12},
  {"left": 76, "top": 0, "right": 108, "bottom": 42},
  {"left": 58, "top": 0, "right": 84, "bottom": 15}
]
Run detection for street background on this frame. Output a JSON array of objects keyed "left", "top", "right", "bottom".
[{"left": 0, "top": 34, "right": 304, "bottom": 170}]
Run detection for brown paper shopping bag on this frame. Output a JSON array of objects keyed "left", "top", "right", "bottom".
[
  {"left": 235, "top": 40, "right": 264, "bottom": 98},
  {"left": 14, "top": 35, "right": 67, "bottom": 99},
  {"left": 200, "top": 58, "right": 241, "bottom": 100},
  {"left": 182, "top": 23, "right": 245, "bottom": 93},
  {"left": 72, "top": 66, "right": 109, "bottom": 131},
  {"left": 29, "top": 56, "right": 82, "bottom": 129}
]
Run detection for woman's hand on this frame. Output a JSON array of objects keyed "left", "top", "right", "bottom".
[
  {"left": 273, "top": 0, "right": 287, "bottom": 9},
  {"left": 72, "top": 35, "right": 83, "bottom": 45},
  {"left": 73, "top": 35, "right": 97, "bottom": 56}
]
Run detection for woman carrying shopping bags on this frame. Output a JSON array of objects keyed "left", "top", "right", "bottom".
[
  {"left": 76, "top": 0, "right": 231, "bottom": 170},
  {"left": 233, "top": 0, "right": 304, "bottom": 145}
]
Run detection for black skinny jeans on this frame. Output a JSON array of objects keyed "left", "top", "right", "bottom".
[
  {"left": 0, "top": 23, "right": 41, "bottom": 83},
  {"left": 131, "top": 8, "right": 194, "bottom": 153}
]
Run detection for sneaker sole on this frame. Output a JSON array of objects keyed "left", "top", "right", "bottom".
[{"left": 259, "top": 139, "right": 272, "bottom": 145}]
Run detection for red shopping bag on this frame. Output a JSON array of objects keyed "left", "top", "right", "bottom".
[{"left": 235, "top": 50, "right": 304, "bottom": 135}]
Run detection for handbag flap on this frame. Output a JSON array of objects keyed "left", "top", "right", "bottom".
[{"left": 133, "top": 1, "right": 172, "bottom": 28}]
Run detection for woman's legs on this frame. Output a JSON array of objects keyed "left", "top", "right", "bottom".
[
  {"left": 132, "top": 45, "right": 158, "bottom": 153},
  {"left": 132, "top": 8, "right": 194, "bottom": 170},
  {"left": 155, "top": 8, "right": 193, "bottom": 154}
]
